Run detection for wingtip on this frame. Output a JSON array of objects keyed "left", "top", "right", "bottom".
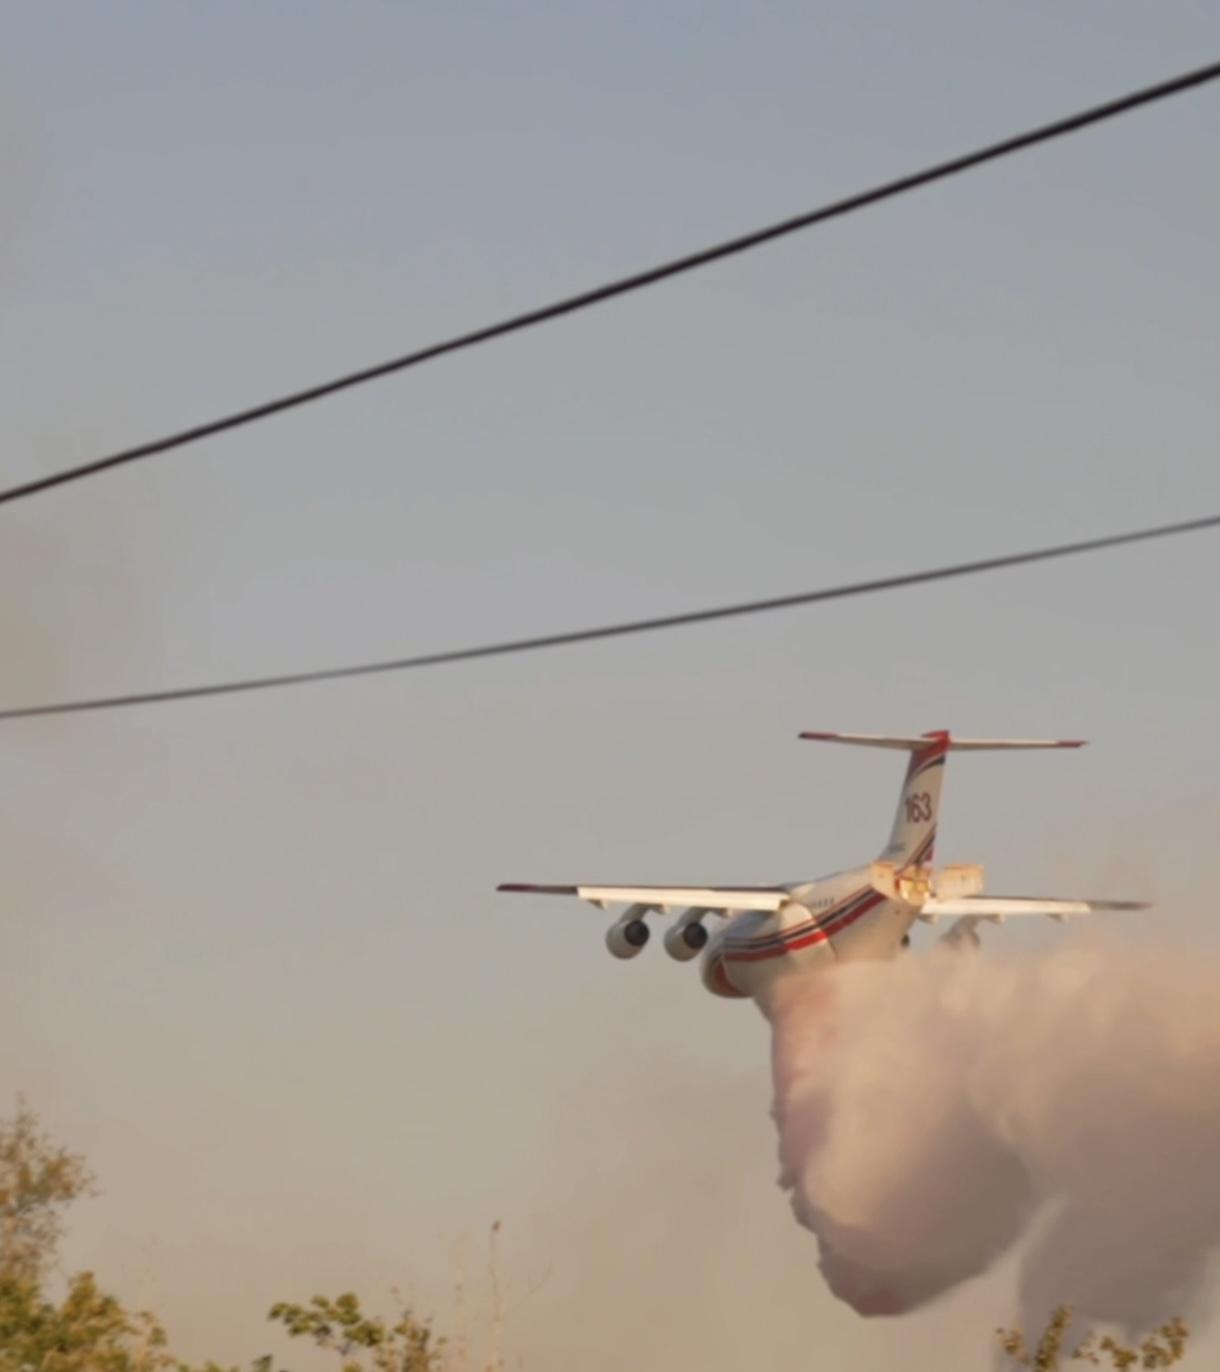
[{"left": 496, "top": 882, "right": 578, "bottom": 895}]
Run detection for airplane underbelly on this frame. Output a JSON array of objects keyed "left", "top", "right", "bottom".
[
  {"left": 714, "top": 935, "right": 836, "bottom": 999},
  {"left": 704, "top": 902, "right": 837, "bottom": 999}
]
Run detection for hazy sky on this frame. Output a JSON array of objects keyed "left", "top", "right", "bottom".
[{"left": 3, "top": 4, "right": 1220, "bottom": 1368}]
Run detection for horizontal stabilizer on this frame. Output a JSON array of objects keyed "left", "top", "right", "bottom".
[{"left": 799, "top": 731, "right": 1086, "bottom": 751}]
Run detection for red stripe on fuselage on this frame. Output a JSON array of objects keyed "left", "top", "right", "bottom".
[{"left": 723, "top": 890, "right": 888, "bottom": 963}]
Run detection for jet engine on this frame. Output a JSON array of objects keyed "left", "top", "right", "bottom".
[
  {"left": 606, "top": 908, "right": 651, "bottom": 959},
  {"left": 663, "top": 911, "right": 710, "bottom": 961}
]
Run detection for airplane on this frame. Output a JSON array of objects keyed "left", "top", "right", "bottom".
[{"left": 498, "top": 730, "right": 1148, "bottom": 1002}]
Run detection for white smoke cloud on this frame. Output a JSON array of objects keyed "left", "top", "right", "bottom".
[{"left": 763, "top": 936, "right": 1220, "bottom": 1330}]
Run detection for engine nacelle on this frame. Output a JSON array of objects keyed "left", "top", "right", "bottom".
[
  {"left": 606, "top": 912, "right": 651, "bottom": 959},
  {"left": 663, "top": 913, "right": 710, "bottom": 962}
]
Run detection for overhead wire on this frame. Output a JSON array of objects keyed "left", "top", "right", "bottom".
[
  {"left": 2, "top": 57, "right": 1219, "bottom": 509},
  {"left": 1, "top": 510, "right": 1216, "bottom": 721}
]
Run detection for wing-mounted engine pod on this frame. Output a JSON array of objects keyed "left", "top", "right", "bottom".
[
  {"left": 606, "top": 905, "right": 652, "bottom": 959},
  {"left": 663, "top": 908, "right": 711, "bottom": 961}
]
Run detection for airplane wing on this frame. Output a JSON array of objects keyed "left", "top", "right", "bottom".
[
  {"left": 920, "top": 895, "right": 1148, "bottom": 922},
  {"left": 497, "top": 883, "right": 789, "bottom": 912}
]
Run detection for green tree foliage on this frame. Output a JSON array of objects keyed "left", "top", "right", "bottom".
[
  {"left": 0, "top": 1101, "right": 237, "bottom": 1372},
  {"left": 0, "top": 1101, "right": 93, "bottom": 1283},
  {"left": 0, "top": 1102, "right": 454, "bottom": 1372},
  {"left": 999, "top": 1305, "right": 1190, "bottom": 1370},
  {"left": 267, "top": 1293, "right": 444, "bottom": 1372},
  {"left": 0, "top": 1270, "right": 175, "bottom": 1372}
]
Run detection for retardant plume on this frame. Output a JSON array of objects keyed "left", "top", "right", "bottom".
[{"left": 763, "top": 937, "right": 1220, "bottom": 1328}]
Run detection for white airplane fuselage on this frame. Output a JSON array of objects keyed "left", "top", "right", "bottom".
[{"left": 701, "top": 865, "right": 919, "bottom": 1000}]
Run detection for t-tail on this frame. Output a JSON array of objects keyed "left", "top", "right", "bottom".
[{"left": 797, "top": 730, "right": 1086, "bottom": 867}]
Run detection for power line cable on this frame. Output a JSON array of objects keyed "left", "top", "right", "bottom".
[
  {"left": 3, "top": 58, "right": 1220, "bottom": 510},
  {"left": 2, "top": 510, "right": 1216, "bottom": 722}
]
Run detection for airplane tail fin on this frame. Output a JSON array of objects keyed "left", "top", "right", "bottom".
[{"left": 797, "top": 731, "right": 1085, "bottom": 866}]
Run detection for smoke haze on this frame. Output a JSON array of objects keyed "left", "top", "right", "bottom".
[{"left": 765, "top": 937, "right": 1220, "bottom": 1331}]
